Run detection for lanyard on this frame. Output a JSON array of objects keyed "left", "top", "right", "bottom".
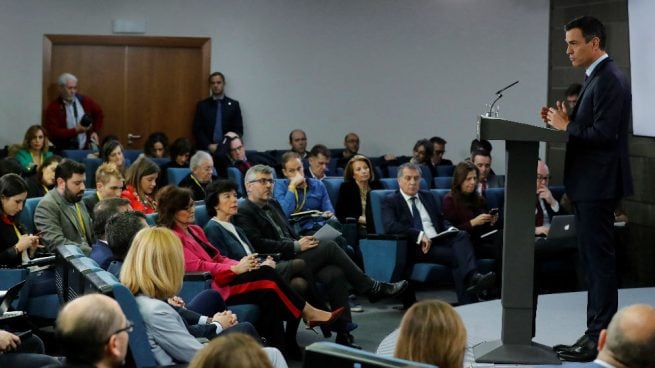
[
  {"left": 74, "top": 203, "right": 87, "bottom": 241},
  {"left": 292, "top": 184, "right": 307, "bottom": 213},
  {"left": 190, "top": 175, "right": 206, "bottom": 194}
]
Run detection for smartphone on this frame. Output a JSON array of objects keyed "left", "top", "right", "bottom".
[
  {"left": 489, "top": 208, "right": 499, "bottom": 216},
  {"left": 15, "top": 330, "right": 32, "bottom": 341}
]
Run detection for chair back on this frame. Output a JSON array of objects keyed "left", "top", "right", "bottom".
[
  {"left": 194, "top": 204, "right": 209, "bottom": 227},
  {"left": 61, "top": 149, "right": 94, "bottom": 162},
  {"left": 167, "top": 167, "right": 191, "bottom": 186},
  {"left": 368, "top": 190, "right": 394, "bottom": 234},
  {"left": 322, "top": 177, "right": 344, "bottom": 208},
  {"left": 145, "top": 212, "right": 158, "bottom": 226},
  {"left": 436, "top": 165, "right": 455, "bottom": 177},
  {"left": 19, "top": 197, "right": 42, "bottom": 234},
  {"left": 226, "top": 167, "right": 245, "bottom": 197},
  {"left": 433, "top": 176, "right": 453, "bottom": 189}
]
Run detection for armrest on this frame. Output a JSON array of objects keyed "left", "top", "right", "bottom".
[
  {"left": 183, "top": 272, "right": 212, "bottom": 282},
  {"left": 344, "top": 217, "right": 357, "bottom": 224}
]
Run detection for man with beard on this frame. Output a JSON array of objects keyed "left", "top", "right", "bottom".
[{"left": 35, "top": 159, "right": 94, "bottom": 254}]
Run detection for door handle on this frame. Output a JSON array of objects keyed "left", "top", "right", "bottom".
[{"left": 128, "top": 133, "right": 142, "bottom": 140}]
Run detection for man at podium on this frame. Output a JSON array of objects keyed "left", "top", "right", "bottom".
[{"left": 541, "top": 16, "right": 632, "bottom": 362}]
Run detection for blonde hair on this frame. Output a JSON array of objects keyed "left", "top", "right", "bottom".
[
  {"left": 120, "top": 227, "right": 184, "bottom": 299},
  {"left": 343, "top": 154, "right": 375, "bottom": 182},
  {"left": 189, "top": 333, "right": 273, "bottom": 368},
  {"left": 394, "top": 300, "right": 467, "bottom": 368},
  {"left": 95, "top": 162, "right": 124, "bottom": 186}
]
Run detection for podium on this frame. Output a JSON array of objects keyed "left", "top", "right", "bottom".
[{"left": 472, "top": 116, "right": 566, "bottom": 364}]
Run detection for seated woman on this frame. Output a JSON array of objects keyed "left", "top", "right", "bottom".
[
  {"left": 442, "top": 161, "right": 501, "bottom": 260},
  {"left": 120, "top": 227, "right": 288, "bottom": 367},
  {"left": 158, "top": 137, "right": 193, "bottom": 187},
  {"left": 190, "top": 332, "right": 284, "bottom": 368},
  {"left": 179, "top": 151, "right": 215, "bottom": 201},
  {"left": 121, "top": 157, "right": 160, "bottom": 214},
  {"left": 157, "top": 185, "right": 342, "bottom": 348},
  {"left": 0, "top": 174, "right": 42, "bottom": 267},
  {"left": 26, "top": 155, "right": 62, "bottom": 198},
  {"left": 394, "top": 300, "right": 468, "bottom": 368},
  {"left": 143, "top": 131, "right": 169, "bottom": 159},
  {"left": 14, "top": 125, "right": 53, "bottom": 174},
  {"left": 335, "top": 154, "right": 383, "bottom": 234},
  {"left": 100, "top": 139, "right": 127, "bottom": 175}
]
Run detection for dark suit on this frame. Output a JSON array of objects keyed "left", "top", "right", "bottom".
[
  {"left": 192, "top": 96, "right": 243, "bottom": 151},
  {"left": 82, "top": 192, "right": 100, "bottom": 219},
  {"left": 563, "top": 57, "right": 632, "bottom": 341},
  {"left": 381, "top": 190, "right": 478, "bottom": 301}
]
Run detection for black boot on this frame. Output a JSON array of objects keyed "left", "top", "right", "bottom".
[
  {"left": 335, "top": 332, "right": 362, "bottom": 349},
  {"left": 367, "top": 280, "right": 408, "bottom": 303}
]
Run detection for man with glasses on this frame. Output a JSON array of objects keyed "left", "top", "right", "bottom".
[
  {"left": 429, "top": 136, "right": 453, "bottom": 167},
  {"left": 56, "top": 293, "right": 131, "bottom": 367},
  {"left": 213, "top": 132, "right": 278, "bottom": 179},
  {"left": 535, "top": 160, "right": 563, "bottom": 236}
]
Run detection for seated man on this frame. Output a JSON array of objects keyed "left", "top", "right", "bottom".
[
  {"left": 429, "top": 136, "right": 453, "bottom": 167},
  {"left": 83, "top": 162, "right": 124, "bottom": 218},
  {"left": 471, "top": 150, "right": 504, "bottom": 196},
  {"left": 274, "top": 151, "right": 335, "bottom": 234},
  {"left": 34, "top": 159, "right": 94, "bottom": 254},
  {"left": 535, "top": 160, "right": 565, "bottom": 237},
  {"left": 381, "top": 163, "right": 495, "bottom": 304},
  {"left": 179, "top": 151, "right": 215, "bottom": 201},
  {"left": 89, "top": 197, "right": 132, "bottom": 269},
  {"left": 213, "top": 133, "right": 278, "bottom": 178},
  {"left": 56, "top": 293, "right": 130, "bottom": 368},
  {"left": 336, "top": 132, "right": 360, "bottom": 169},
  {"left": 235, "top": 164, "right": 408, "bottom": 348},
  {"left": 305, "top": 144, "right": 331, "bottom": 181},
  {"left": 288, "top": 129, "right": 309, "bottom": 159}
]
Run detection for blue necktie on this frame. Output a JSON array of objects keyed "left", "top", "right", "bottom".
[
  {"left": 410, "top": 197, "right": 423, "bottom": 230},
  {"left": 213, "top": 99, "right": 223, "bottom": 143}
]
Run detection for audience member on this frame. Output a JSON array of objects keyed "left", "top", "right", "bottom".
[
  {"left": 469, "top": 139, "right": 492, "bottom": 155},
  {"left": 381, "top": 163, "right": 495, "bottom": 304},
  {"left": 83, "top": 163, "right": 124, "bottom": 217},
  {"left": 189, "top": 333, "right": 284, "bottom": 368},
  {"left": 395, "top": 300, "right": 467, "bottom": 368},
  {"left": 335, "top": 155, "right": 383, "bottom": 233},
  {"left": 105, "top": 210, "right": 148, "bottom": 267},
  {"left": 143, "top": 131, "right": 169, "bottom": 159},
  {"left": 288, "top": 129, "right": 308, "bottom": 158},
  {"left": 100, "top": 140, "right": 126, "bottom": 175},
  {"left": 429, "top": 136, "right": 453, "bottom": 167},
  {"left": 336, "top": 133, "right": 360, "bottom": 169},
  {"left": 274, "top": 152, "right": 335, "bottom": 234},
  {"left": 193, "top": 72, "right": 243, "bottom": 153},
  {"left": 535, "top": 160, "right": 564, "bottom": 236},
  {"left": 0, "top": 329, "right": 58, "bottom": 368},
  {"left": 121, "top": 157, "right": 160, "bottom": 214},
  {"left": 26, "top": 155, "right": 62, "bottom": 198},
  {"left": 471, "top": 150, "right": 503, "bottom": 195},
  {"left": 179, "top": 151, "right": 215, "bottom": 201},
  {"left": 158, "top": 137, "right": 193, "bottom": 187},
  {"left": 235, "top": 165, "right": 408, "bottom": 347},
  {"left": 213, "top": 133, "right": 278, "bottom": 178},
  {"left": 0, "top": 174, "right": 42, "bottom": 267},
  {"left": 565, "top": 83, "right": 583, "bottom": 110},
  {"left": 89, "top": 197, "right": 131, "bottom": 269},
  {"left": 14, "top": 125, "right": 53, "bottom": 174},
  {"left": 442, "top": 161, "right": 502, "bottom": 261},
  {"left": 44, "top": 72, "right": 103, "bottom": 151},
  {"left": 305, "top": 144, "right": 331, "bottom": 180},
  {"left": 0, "top": 158, "right": 25, "bottom": 177},
  {"left": 55, "top": 293, "right": 130, "bottom": 367},
  {"left": 410, "top": 139, "right": 437, "bottom": 178},
  {"left": 34, "top": 159, "right": 93, "bottom": 254}
]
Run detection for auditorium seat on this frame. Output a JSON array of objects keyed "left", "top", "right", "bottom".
[
  {"left": 123, "top": 149, "right": 143, "bottom": 163},
  {"left": 436, "top": 165, "right": 455, "bottom": 177},
  {"left": 226, "top": 167, "right": 245, "bottom": 197},
  {"left": 194, "top": 204, "right": 209, "bottom": 227},
  {"left": 322, "top": 177, "right": 344, "bottom": 207},
  {"left": 18, "top": 197, "right": 41, "bottom": 234},
  {"left": 433, "top": 176, "right": 453, "bottom": 189},
  {"left": 167, "top": 167, "right": 191, "bottom": 186},
  {"left": 61, "top": 149, "right": 94, "bottom": 162}
]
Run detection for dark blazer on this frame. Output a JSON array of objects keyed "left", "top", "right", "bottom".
[
  {"left": 178, "top": 173, "right": 215, "bottom": 201},
  {"left": 442, "top": 192, "right": 496, "bottom": 240},
  {"left": 564, "top": 57, "right": 632, "bottom": 201},
  {"left": 26, "top": 176, "right": 49, "bottom": 199},
  {"left": 192, "top": 96, "right": 243, "bottom": 151},
  {"left": 89, "top": 240, "right": 114, "bottom": 270},
  {"left": 335, "top": 180, "right": 382, "bottom": 233},
  {"left": 0, "top": 218, "right": 24, "bottom": 267},
  {"left": 204, "top": 219, "right": 255, "bottom": 261},
  {"left": 82, "top": 192, "right": 100, "bottom": 219},
  {"left": 233, "top": 199, "right": 298, "bottom": 260},
  {"left": 381, "top": 189, "right": 449, "bottom": 241}
]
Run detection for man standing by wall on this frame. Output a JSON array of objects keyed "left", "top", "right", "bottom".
[
  {"left": 542, "top": 16, "right": 632, "bottom": 362},
  {"left": 193, "top": 72, "right": 243, "bottom": 153}
]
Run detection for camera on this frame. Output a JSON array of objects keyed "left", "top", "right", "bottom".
[{"left": 80, "top": 114, "right": 94, "bottom": 127}]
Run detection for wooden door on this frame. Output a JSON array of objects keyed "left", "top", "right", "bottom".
[{"left": 43, "top": 35, "right": 210, "bottom": 149}]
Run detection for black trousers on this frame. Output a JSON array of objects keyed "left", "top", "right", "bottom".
[{"left": 574, "top": 199, "right": 618, "bottom": 341}]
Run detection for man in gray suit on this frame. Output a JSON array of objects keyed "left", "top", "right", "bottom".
[
  {"left": 34, "top": 159, "right": 93, "bottom": 254},
  {"left": 56, "top": 294, "right": 130, "bottom": 367}
]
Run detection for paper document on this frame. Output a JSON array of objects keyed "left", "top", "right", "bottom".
[{"left": 313, "top": 224, "right": 342, "bottom": 242}]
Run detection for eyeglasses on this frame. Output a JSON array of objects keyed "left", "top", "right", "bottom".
[
  {"left": 536, "top": 175, "right": 550, "bottom": 181},
  {"left": 248, "top": 178, "right": 275, "bottom": 185},
  {"left": 106, "top": 320, "right": 134, "bottom": 341},
  {"left": 230, "top": 145, "right": 244, "bottom": 152},
  {"left": 434, "top": 150, "right": 445, "bottom": 154}
]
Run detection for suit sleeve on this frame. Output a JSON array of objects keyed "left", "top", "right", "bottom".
[
  {"left": 381, "top": 195, "right": 420, "bottom": 240},
  {"left": 233, "top": 208, "right": 296, "bottom": 259},
  {"left": 192, "top": 101, "right": 211, "bottom": 151},
  {"left": 273, "top": 180, "right": 296, "bottom": 217},
  {"left": 567, "top": 73, "right": 627, "bottom": 144},
  {"left": 230, "top": 100, "right": 243, "bottom": 137},
  {"left": 43, "top": 102, "right": 77, "bottom": 141},
  {"left": 442, "top": 195, "right": 473, "bottom": 232},
  {"left": 34, "top": 200, "right": 74, "bottom": 252}
]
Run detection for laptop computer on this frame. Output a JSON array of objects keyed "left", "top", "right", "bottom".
[
  {"left": 0, "top": 280, "right": 26, "bottom": 320},
  {"left": 547, "top": 215, "right": 576, "bottom": 241}
]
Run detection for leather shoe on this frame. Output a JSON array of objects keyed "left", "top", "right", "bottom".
[
  {"left": 554, "top": 335, "right": 597, "bottom": 362},
  {"left": 465, "top": 272, "right": 496, "bottom": 294},
  {"left": 367, "top": 280, "right": 409, "bottom": 303},
  {"left": 553, "top": 334, "right": 595, "bottom": 353},
  {"left": 335, "top": 332, "right": 362, "bottom": 349}
]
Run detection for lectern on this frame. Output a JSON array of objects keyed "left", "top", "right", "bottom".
[{"left": 473, "top": 116, "right": 566, "bottom": 364}]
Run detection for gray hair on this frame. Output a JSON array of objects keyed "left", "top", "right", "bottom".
[
  {"left": 397, "top": 162, "right": 422, "bottom": 178},
  {"left": 244, "top": 165, "right": 275, "bottom": 183},
  {"left": 189, "top": 151, "right": 212, "bottom": 170},
  {"left": 58, "top": 73, "right": 78, "bottom": 87},
  {"left": 605, "top": 304, "right": 655, "bottom": 368}
]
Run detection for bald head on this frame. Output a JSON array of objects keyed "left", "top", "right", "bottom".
[
  {"left": 599, "top": 304, "right": 655, "bottom": 368},
  {"left": 57, "top": 294, "right": 129, "bottom": 366}
]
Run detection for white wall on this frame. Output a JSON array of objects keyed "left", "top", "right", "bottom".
[{"left": 0, "top": 0, "right": 550, "bottom": 173}]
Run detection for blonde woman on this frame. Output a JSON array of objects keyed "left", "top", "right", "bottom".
[
  {"left": 395, "top": 300, "right": 467, "bottom": 368},
  {"left": 120, "top": 227, "right": 287, "bottom": 367},
  {"left": 189, "top": 333, "right": 278, "bottom": 368},
  {"left": 15, "top": 125, "right": 53, "bottom": 172}
]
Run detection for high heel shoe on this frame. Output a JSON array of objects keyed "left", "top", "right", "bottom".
[{"left": 305, "top": 307, "right": 345, "bottom": 333}]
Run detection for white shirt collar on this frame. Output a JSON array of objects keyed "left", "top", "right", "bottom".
[
  {"left": 586, "top": 53, "right": 608, "bottom": 77},
  {"left": 593, "top": 358, "right": 615, "bottom": 368}
]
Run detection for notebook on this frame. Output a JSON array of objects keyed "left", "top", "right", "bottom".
[
  {"left": 546, "top": 215, "right": 576, "bottom": 241},
  {"left": 0, "top": 280, "right": 26, "bottom": 320}
]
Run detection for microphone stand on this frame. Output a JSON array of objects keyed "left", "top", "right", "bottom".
[{"left": 485, "top": 81, "right": 519, "bottom": 117}]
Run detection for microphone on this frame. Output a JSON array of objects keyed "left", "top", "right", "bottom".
[
  {"left": 486, "top": 80, "right": 519, "bottom": 117},
  {"left": 494, "top": 80, "right": 519, "bottom": 95}
]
